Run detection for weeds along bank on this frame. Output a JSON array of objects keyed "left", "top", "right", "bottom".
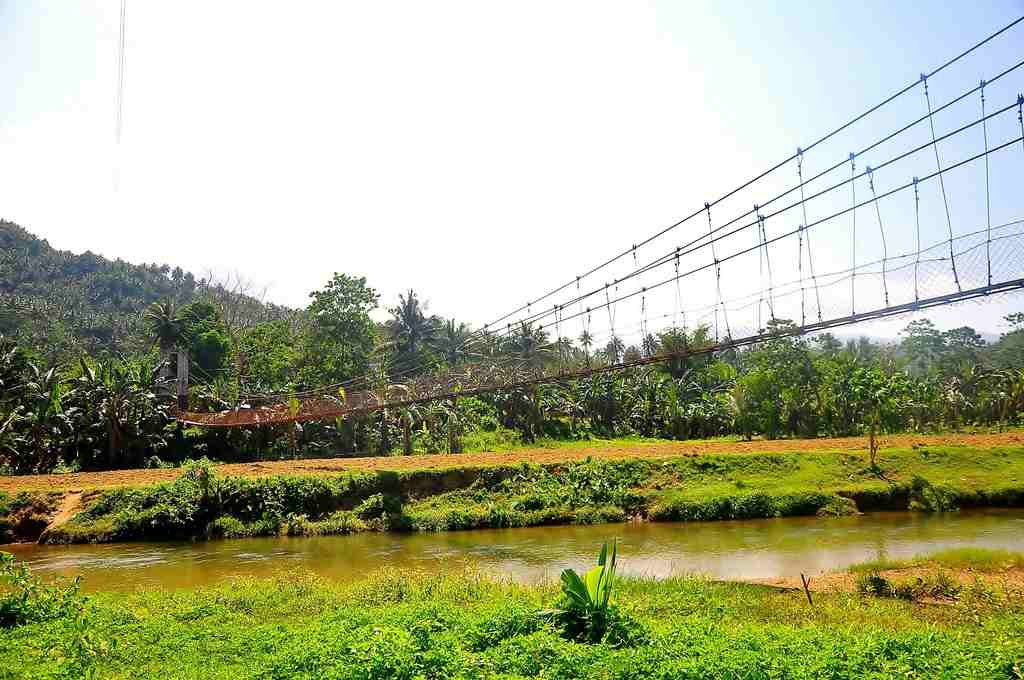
[
  {"left": 3, "top": 445, "right": 1022, "bottom": 544},
  {"left": 1, "top": 554, "right": 1023, "bottom": 679}
]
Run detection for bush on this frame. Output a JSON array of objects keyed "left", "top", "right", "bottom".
[
  {"left": 909, "top": 476, "right": 959, "bottom": 512},
  {"left": 0, "top": 552, "right": 84, "bottom": 628}
]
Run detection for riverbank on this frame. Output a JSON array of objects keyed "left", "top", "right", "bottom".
[
  {"left": 3, "top": 439, "right": 1021, "bottom": 544},
  {"left": 1, "top": 552, "right": 1022, "bottom": 679}
]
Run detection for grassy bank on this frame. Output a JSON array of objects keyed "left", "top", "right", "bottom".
[
  {"left": 31, "top": 444, "right": 1024, "bottom": 544},
  {"left": 1, "top": 560, "right": 1022, "bottom": 679}
]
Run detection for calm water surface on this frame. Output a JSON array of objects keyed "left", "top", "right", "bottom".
[{"left": 5, "top": 509, "right": 1024, "bottom": 591}]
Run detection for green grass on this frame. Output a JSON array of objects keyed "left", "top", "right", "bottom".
[
  {"left": 851, "top": 547, "right": 1024, "bottom": 574},
  {"left": 1, "top": 566, "right": 1022, "bottom": 679},
  {"left": 39, "top": 445, "right": 1024, "bottom": 544}
]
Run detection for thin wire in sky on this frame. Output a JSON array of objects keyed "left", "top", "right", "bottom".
[{"left": 114, "top": 0, "right": 127, "bottom": 190}]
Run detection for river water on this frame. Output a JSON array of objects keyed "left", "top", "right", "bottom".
[{"left": 4, "top": 509, "right": 1024, "bottom": 591}]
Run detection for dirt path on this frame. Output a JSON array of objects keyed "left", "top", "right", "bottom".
[
  {"left": 37, "top": 491, "right": 83, "bottom": 542},
  {"left": 2, "top": 431, "right": 1021, "bottom": 493}
]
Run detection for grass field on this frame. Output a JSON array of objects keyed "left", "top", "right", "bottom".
[{"left": 1, "top": 560, "right": 1022, "bottom": 679}]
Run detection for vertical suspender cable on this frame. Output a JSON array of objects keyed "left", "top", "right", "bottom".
[
  {"left": 795, "top": 155, "right": 806, "bottom": 325},
  {"left": 849, "top": 153, "right": 857, "bottom": 314},
  {"left": 796, "top": 149, "right": 823, "bottom": 322},
  {"left": 981, "top": 80, "right": 992, "bottom": 287},
  {"left": 758, "top": 209, "right": 776, "bottom": 322},
  {"left": 755, "top": 208, "right": 764, "bottom": 330},
  {"left": 706, "top": 203, "right": 731, "bottom": 340},
  {"left": 866, "top": 166, "right": 890, "bottom": 306},
  {"left": 922, "top": 74, "right": 962, "bottom": 292},
  {"left": 913, "top": 177, "right": 921, "bottom": 302}
]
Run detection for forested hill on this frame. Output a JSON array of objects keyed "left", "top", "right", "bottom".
[{"left": 0, "top": 220, "right": 293, "bottom": 360}]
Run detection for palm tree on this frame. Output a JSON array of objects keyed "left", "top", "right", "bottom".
[
  {"left": 578, "top": 330, "right": 594, "bottom": 365},
  {"left": 434, "top": 318, "right": 472, "bottom": 367},
  {"left": 641, "top": 333, "right": 660, "bottom": 358},
  {"left": 603, "top": 336, "right": 625, "bottom": 364},
  {"left": 388, "top": 289, "right": 439, "bottom": 372},
  {"left": 144, "top": 301, "right": 185, "bottom": 352},
  {"left": 508, "top": 321, "right": 550, "bottom": 369}
]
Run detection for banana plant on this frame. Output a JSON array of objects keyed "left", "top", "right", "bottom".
[{"left": 549, "top": 540, "right": 618, "bottom": 641}]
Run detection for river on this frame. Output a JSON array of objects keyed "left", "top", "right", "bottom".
[{"left": 5, "top": 508, "right": 1023, "bottom": 591}]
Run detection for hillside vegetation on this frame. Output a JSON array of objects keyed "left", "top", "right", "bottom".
[{"left": 0, "top": 221, "right": 291, "bottom": 361}]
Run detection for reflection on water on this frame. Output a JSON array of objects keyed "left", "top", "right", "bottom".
[{"left": 5, "top": 509, "right": 1024, "bottom": 591}]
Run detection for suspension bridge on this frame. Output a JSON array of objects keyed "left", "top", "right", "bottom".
[{"left": 178, "top": 17, "right": 1024, "bottom": 428}]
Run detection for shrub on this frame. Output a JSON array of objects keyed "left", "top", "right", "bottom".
[
  {"left": 909, "top": 476, "right": 959, "bottom": 512},
  {"left": 207, "top": 516, "right": 249, "bottom": 539},
  {"left": 856, "top": 572, "right": 892, "bottom": 597},
  {"left": 0, "top": 552, "right": 84, "bottom": 628},
  {"left": 354, "top": 493, "right": 401, "bottom": 520}
]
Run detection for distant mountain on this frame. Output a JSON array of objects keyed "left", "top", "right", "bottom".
[{"left": 0, "top": 220, "right": 293, "bottom": 361}]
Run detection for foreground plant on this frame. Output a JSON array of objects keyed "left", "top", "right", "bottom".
[
  {"left": 547, "top": 540, "right": 636, "bottom": 644},
  {"left": 0, "top": 552, "right": 84, "bottom": 628}
]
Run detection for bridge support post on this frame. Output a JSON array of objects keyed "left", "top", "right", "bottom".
[
  {"left": 176, "top": 349, "right": 189, "bottom": 411},
  {"left": 377, "top": 409, "right": 390, "bottom": 456},
  {"left": 402, "top": 411, "right": 413, "bottom": 455},
  {"left": 448, "top": 397, "right": 462, "bottom": 454}
]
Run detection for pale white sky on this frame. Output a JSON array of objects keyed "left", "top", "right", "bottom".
[{"left": 3, "top": 1, "right": 1023, "bottom": 344}]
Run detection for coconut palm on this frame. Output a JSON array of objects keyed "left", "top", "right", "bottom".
[
  {"left": 388, "top": 289, "right": 440, "bottom": 372},
  {"left": 602, "top": 336, "right": 625, "bottom": 364},
  {"left": 507, "top": 321, "right": 550, "bottom": 370},
  {"left": 144, "top": 300, "right": 186, "bottom": 352},
  {"left": 578, "top": 330, "right": 594, "bottom": 365},
  {"left": 434, "top": 318, "right": 472, "bottom": 367}
]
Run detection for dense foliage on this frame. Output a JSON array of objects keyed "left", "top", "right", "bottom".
[{"left": 2, "top": 221, "right": 1023, "bottom": 474}]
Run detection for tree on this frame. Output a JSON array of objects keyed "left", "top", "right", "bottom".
[
  {"left": 658, "top": 325, "right": 713, "bottom": 379},
  {"left": 992, "top": 313, "right": 1024, "bottom": 369},
  {"left": 900, "top": 319, "right": 945, "bottom": 375},
  {"left": 941, "top": 326, "right": 985, "bottom": 370},
  {"left": 300, "top": 273, "right": 379, "bottom": 386},
  {"left": 387, "top": 289, "right": 439, "bottom": 373},
  {"left": 507, "top": 322, "right": 550, "bottom": 369},
  {"left": 734, "top": 320, "right": 818, "bottom": 438},
  {"left": 434, "top": 318, "right": 472, "bottom": 367},
  {"left": 814, "top": 332, "right": 843, "bottom": 357},
  {"left": 236, "top": 320, "right": 299, "bottom": 392},
  {"left": 578, "top": 330, "right": 594, "bottom": 365},
  {"left": 641, "top": 333, "right": 660, "bottom": 358},
  {"left": 602, "top": 336, "right": 625, "bottom": 364},
  {"left": 144, "top": 301, "right": 185, "bottom": 352},
  {"left": 178, "top": 300, "right": 232, "bottom": 379},
  {"left": 67, "top": 357, "right": 171, "bottom": 470}
]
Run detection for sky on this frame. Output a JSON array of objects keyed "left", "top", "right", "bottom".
[{"left": 2, "top": 1, "right": 1024, "bottom": 346}]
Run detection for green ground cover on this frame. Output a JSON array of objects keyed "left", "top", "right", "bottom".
[
  {"left": 32, "top": 444, "right": 1024, "bottom": 544},
  {"left": 1, "top": 561, "right": 1022, "bottom": 679},
  {"left": 850, "top": 546, "right": 1024, "bottom": 574}
]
